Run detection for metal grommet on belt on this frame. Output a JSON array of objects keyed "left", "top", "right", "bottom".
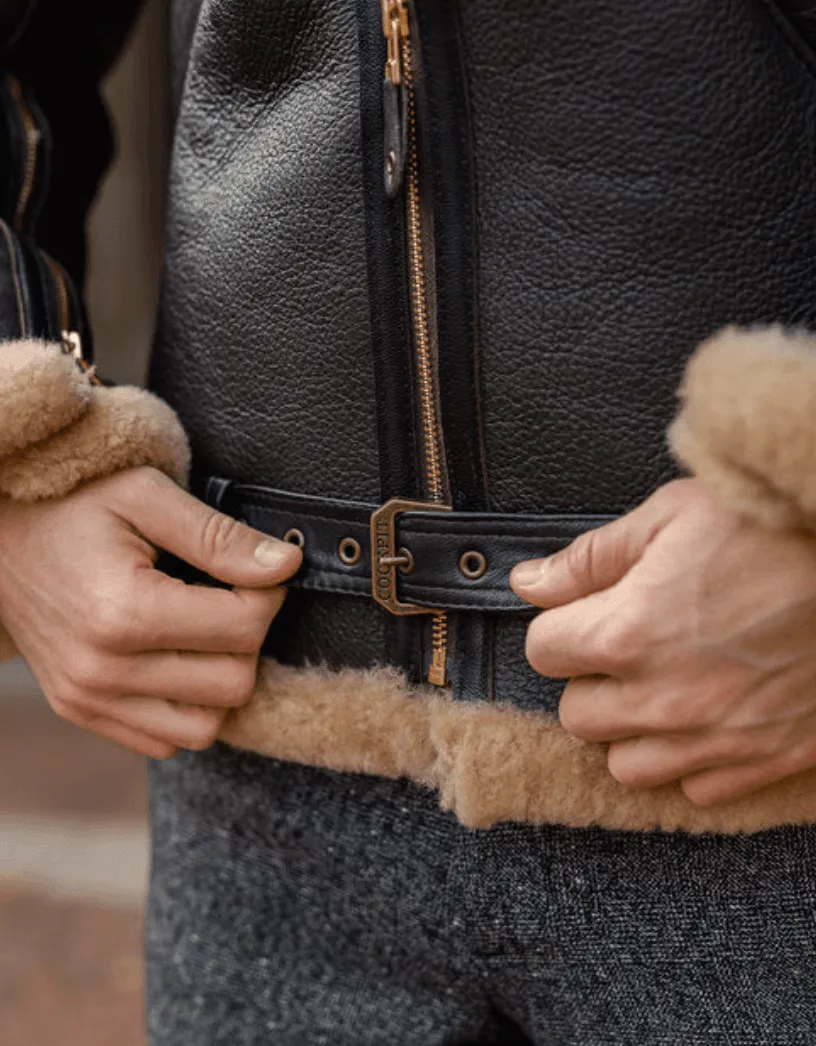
[
  {"left": 338, "top": 536, "right": 362, "bottom": 566},
  {"left": 283, "top": 527, "right": 305, "bottom": 549},
  {"left": 459, "top": 549, "right": 487, "bottom": 580}
]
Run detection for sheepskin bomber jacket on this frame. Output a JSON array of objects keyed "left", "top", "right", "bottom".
[{"left": 4, "top": 0, "right": 816, "bottom": 834}]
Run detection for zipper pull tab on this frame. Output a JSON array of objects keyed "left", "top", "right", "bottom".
[
  {"left": 427, "top": 650, "right": 447, "bottom": 688},
  {"left": 61, "top": 329, "right": 102, "bottom": 386},
  {"left": 381, "top": 0, "right": 408, "bottom": 86},
  {"left": 383, "top": 76, "right": 408, "bottom": 198},
  {"left": 60, "top": 329, "right": 83, "bottom": 361},
  {"left": 381, "top": 0, "right": 410, "bottom": 197}
]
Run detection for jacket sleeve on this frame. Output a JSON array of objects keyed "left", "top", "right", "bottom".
[
  {"left": 0, "top": 1, "right": 190, "bottom": 665},
  {"left": 0, "top": 0, "right": 144, "bottom": 347},
  {"left": 0, "top": 0, "right": 190, "bottom": 507}
]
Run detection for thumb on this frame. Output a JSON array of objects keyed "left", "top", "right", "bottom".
[
  {"left": 509, "top": 486, "right": 677, "bottom": 607},
  {"left": 113, "top": 469, "right": 303, "bottom": 587}
]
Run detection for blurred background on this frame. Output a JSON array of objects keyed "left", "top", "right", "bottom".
[{"left": 1, "top": 0, "right": 170, "bottom": 1041}]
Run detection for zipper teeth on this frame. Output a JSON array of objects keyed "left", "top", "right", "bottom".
[
  {"left": 45, "top": 251, "right": 101, "bottom": 386},
  {"left": 45, "top": 252, "right": 69, "bottom": 331},
  {"left": 8, "top": 76, "right": 39, "bottom": 232},
  {"left": 400, "top": 19, "right": 449, "bottom": 686},
  {"left": 401, "top": 39, "right": 445, "bottom": 505}
]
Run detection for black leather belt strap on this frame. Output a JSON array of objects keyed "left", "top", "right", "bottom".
[{"left": 200, "top": 476, "right": 616, "bottom": 614}]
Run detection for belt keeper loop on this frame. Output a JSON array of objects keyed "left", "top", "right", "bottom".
[{"left": 204, "top": 475, "right": 238, "bottom": 516}]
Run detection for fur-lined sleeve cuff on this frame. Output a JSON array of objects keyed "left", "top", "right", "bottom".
[
  {"left": 0, "top": 338, "right": 190, "bottom": 500},
  {"left": 0, "top": 338, "right": 191, "bottom": 663},
  {"left": 668, "top": 325, "right": 816, "bottom": 530}
]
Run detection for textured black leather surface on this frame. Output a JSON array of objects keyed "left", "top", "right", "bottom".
[
  {"left": 769, "top": 0, "right": 816, "bottom": 60},
  {"left": 148, "top": 0, "right": 816, "bottom": 707},
  {"left": 0, "top": 0, "right": 141, "bottom": 363},
  {"left": 0, "top": 217, "right": 80, "bottom": 343},
  {"left": 199, "top": 475, "right": 615, "bottom": 612},
  {"left": 0, "top": 1, "right": 35, "bottom": 49}
]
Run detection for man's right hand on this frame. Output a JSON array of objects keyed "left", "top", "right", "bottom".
[{"left": 0, "top": 465, "right": 302, "bottom": 759}]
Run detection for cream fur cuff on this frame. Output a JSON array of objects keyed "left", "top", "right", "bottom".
[
  {"left": 668, "top": 324, "right": 816, "bottom": 530},
  {"left": 0, "top": 338, "right": 191, "bottom": 660}
]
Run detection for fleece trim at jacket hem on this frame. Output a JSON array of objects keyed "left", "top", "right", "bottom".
[
  {"left": 220, "top": 658, "right": 816, "bottom": 834},
  {"left": 4, "top": 327, "right": 816, "bottom": 833}
]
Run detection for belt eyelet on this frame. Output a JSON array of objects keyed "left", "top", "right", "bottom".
[
  {"left": 283, "top": 527, "right": 305, "bottom": 549},
  {"left": 459, "top": 549, "right": 487, "bottom": 580},
  {"left": 338, "top": 536, "right": 362, "bottom": 565}
]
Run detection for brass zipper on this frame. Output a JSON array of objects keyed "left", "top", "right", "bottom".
[
  {"left": 7, "top": 75, "right": 40, "bottom": 233},
  {"left": 44, "top": 251, "right": 100, "bottom": 385},
  {"left": 5, "top": 76, "right": 92, "bottom": 381},
  {"left": 382, "top": 0, "right": 449, "bottom": 687}
]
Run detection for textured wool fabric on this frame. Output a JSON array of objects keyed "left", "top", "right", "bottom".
[{"left": 146, "top": 743, "right": 816, "bottom": 1045}]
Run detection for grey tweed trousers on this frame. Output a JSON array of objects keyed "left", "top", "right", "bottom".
[{"left": 145, "top": 742, "right": 816, "bottom": 1045}]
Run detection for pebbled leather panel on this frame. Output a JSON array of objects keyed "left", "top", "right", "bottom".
[
  {"left": 154, "top": 0, "right": 399, "bottom": 677},
  {"left": 458, "top": 0, "right": 816, "bottom": 516},
  {"left": 151, "top": 0, "right": 382, "bottom": 503},
  {"left": 490, "top": 615, "right": 568, "bottom": 716},
  {"left": 451, "top": 0, "right": 816, "bottom": 709},
  {"left": 168, "top": 0, "right": 205, "bottom": 114},
  {"left": 156, "top": 1, "right": 816, "bottom": 706},
  {"left": 262, "top": 589, "right": 390, "bottom": 674}
]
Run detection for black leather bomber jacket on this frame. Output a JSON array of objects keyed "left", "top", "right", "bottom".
[{"left": 3, "top": 0, "right": 816, "bottom": 713}]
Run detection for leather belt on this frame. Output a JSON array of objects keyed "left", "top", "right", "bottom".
[{"left": 201, "top": 476, "right": 616, "bottom": 614}]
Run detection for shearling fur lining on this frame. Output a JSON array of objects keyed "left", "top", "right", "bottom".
[
  {"left": 0, "top": 383, "right": 191, "bottom": 500},
  {"left": 668, "top": 324, "right": 816, "bottom": 530},
  {"left": 0, "top": 339, "right": 92, "bottom": 458},
  {"left": 220, "top": 660, "right": 816, "bottom": 833}
]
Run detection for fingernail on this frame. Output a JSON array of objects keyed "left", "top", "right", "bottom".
[
  {"left": 511, "top": 559, "right": 548, "bottom": 588},
  {"left": 254, "top": 538, "right": 290, "bottom": 567}
]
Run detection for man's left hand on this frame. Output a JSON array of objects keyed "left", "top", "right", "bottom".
[{"left": 509, "top": 478, "right": 816, "bottom": 806}]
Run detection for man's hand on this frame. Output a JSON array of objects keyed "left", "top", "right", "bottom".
[
  {"left": 0, "top": 466, "right": 301, "bottom": 759},
  {"left": 509, "top": 478, "right": 816, "bottom": 806}
]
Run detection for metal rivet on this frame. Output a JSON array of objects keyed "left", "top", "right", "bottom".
[
  {"left": 459, "top": 550, "right": 487, "bottom": 580},
  {"left": 283, "top": 527, "right": 305, "bottom": 549},
  {"left": 338, "top": 536, "right": 362, "bottom": 566}
]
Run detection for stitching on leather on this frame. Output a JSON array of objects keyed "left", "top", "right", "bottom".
[
  {"left": 296, "top": 576, "right": 368, "bottom": 596},
  {"left": 237, "top": 486, "right": 372, "bottom": 513},
  {"left": 246, "top": 507, "right": 369, "bottom": 530}
]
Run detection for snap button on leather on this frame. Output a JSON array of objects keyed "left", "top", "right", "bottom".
[
  {"left": 459, "top": 550, "right": 487, "bottom": 580},
  {"left": 283, "top": 527, "right": 305, "bottom": 549},
  {"left": 338, "top": 536, "right": 362, "bottom": 566}
]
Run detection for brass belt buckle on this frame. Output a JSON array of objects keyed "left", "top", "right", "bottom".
[{"left": 370, "top": 498, "right": 450, "bottom": 615}]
